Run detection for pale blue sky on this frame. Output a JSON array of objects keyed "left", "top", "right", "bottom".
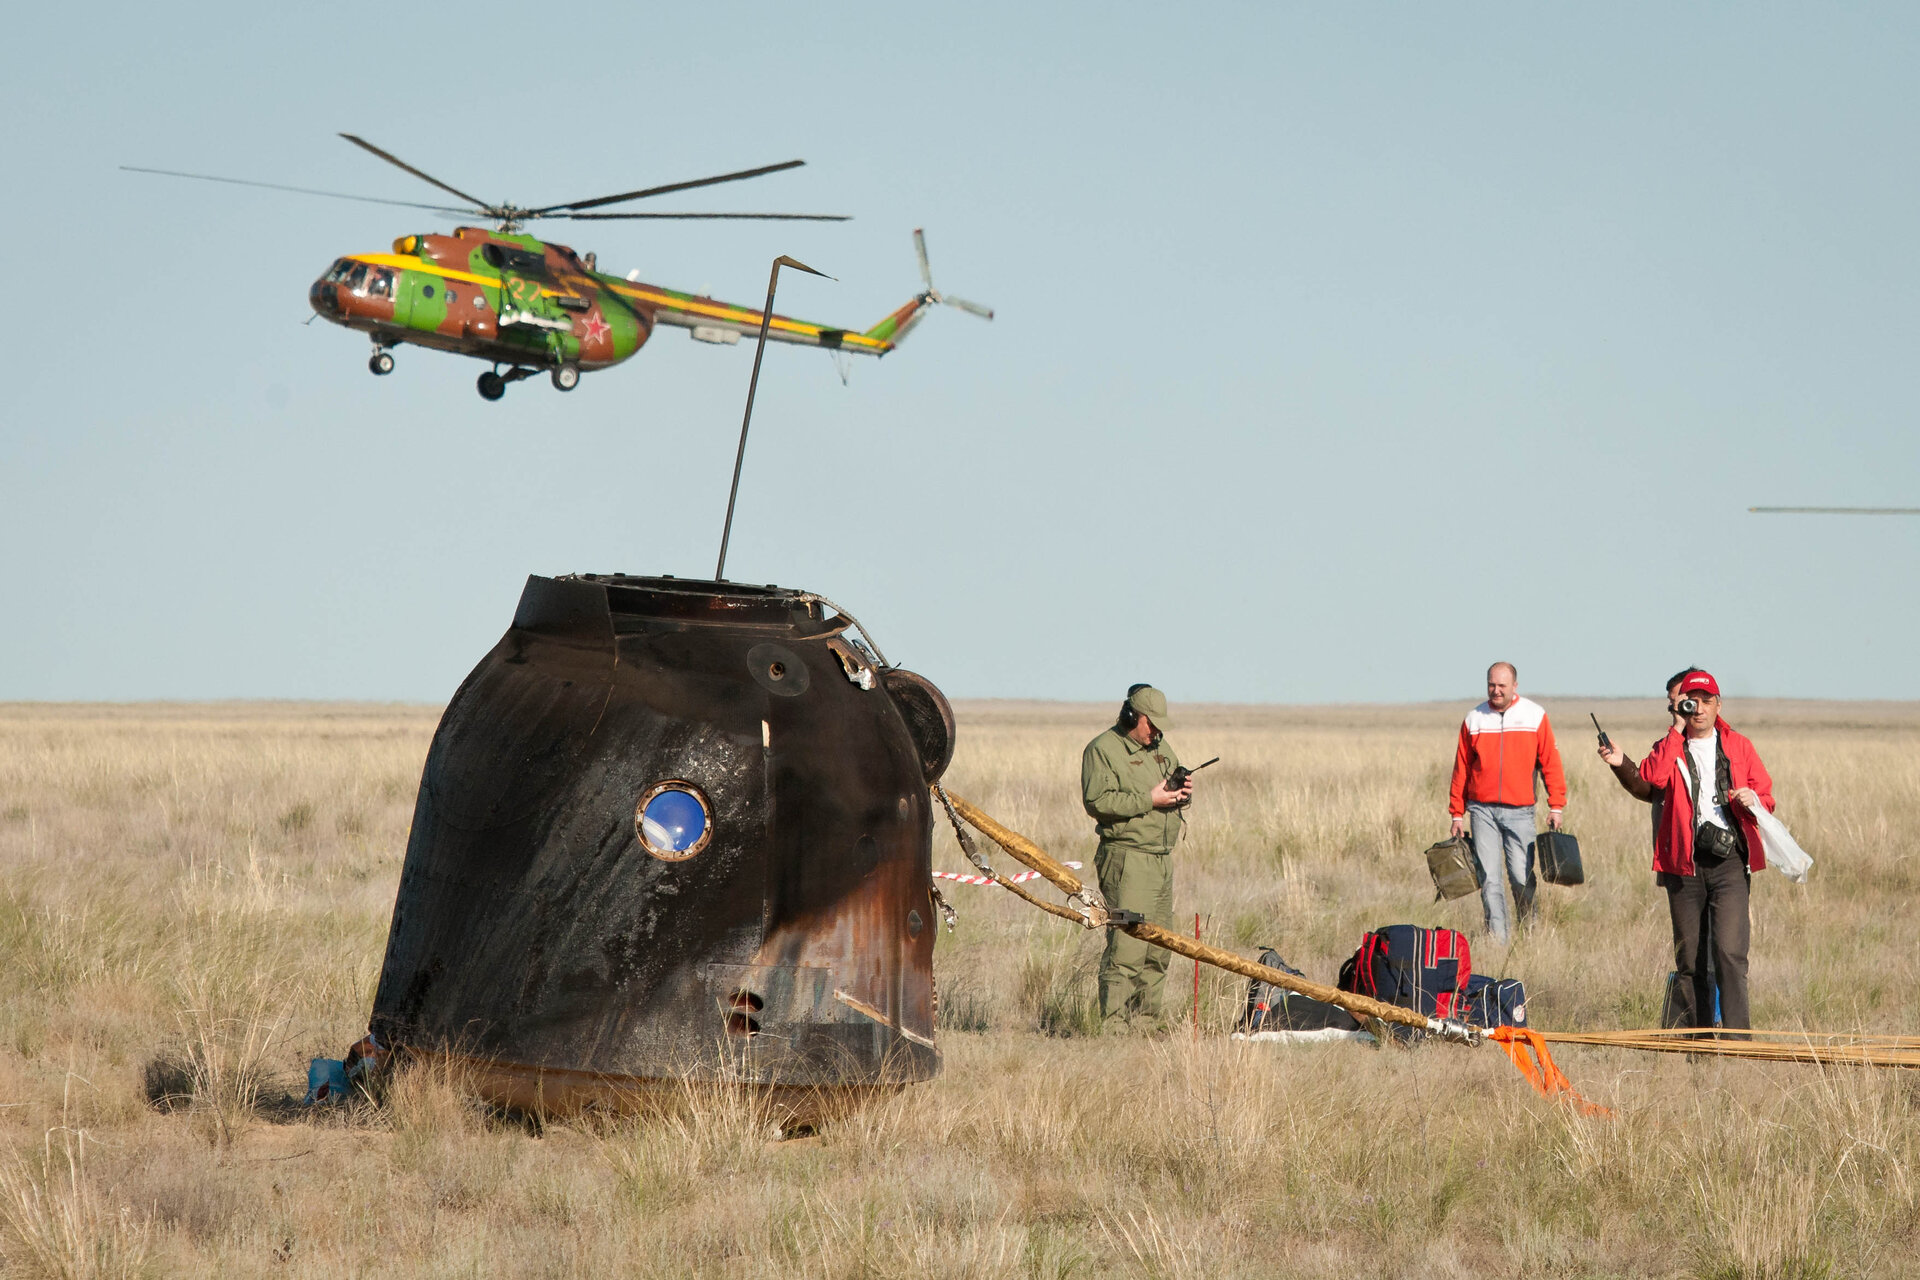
[{"left": 3, "top": 5, "right": 1915, "bottom": 703}]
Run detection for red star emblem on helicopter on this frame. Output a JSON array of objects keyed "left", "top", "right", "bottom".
[{"left": 580, "top": 311, "right": 610, "bottom": 345}]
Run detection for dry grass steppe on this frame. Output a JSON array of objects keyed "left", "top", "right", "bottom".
[{"left": 0, "top": 697, "right": 1915, "bottom": 1278}]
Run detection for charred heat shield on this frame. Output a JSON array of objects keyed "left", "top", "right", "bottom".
[{"left": 370, "top": 574, "right": 954, "bottom": 1109}]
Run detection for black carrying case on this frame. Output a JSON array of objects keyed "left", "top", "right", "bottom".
[
  {"left": 1235, "top": 949, "right": 1363, "bottom": 1034},
  {"left": 1534, "top": 830, "right": 1585, "bottom": 886}
]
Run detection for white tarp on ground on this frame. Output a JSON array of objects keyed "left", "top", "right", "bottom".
[{"left": 1230, "top": 1028, "right": 1378, "bottom": 1046}]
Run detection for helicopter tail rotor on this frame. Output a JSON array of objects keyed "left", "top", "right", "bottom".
[
  {"left": 911, "top": 228, "right": 994, "bottom": 321},
  {"left": 941, "top": 294, "right": 995, "bottom": 319},
  {"left": 914, "top": 228, "right": 934, "bottom": 290},
  {"left": 859, "top": 229, "right": 994, "bottom": 349}
]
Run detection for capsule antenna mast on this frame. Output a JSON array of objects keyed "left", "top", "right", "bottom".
[{"left": 715, "top": 254, "right": 833, "bottom": 581}]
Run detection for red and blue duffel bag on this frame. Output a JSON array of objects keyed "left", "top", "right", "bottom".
[{"left": 1336, "top": 924, "right": 1472, "bottom": 1022}]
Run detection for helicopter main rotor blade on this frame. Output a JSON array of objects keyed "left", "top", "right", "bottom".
[
  {"left": 562, "top": 211, "right": 851, "bottom": 222},
  {"left": 1749, "top": 506, "right": 1920, "bottom": 514},
  {"left": 942, "top": 295, "right": 995, "bottom": 320},
  {"left": 119, "top": 166, "right": 474, "bottom": 215},
  {"left": 338, "top": 133, "right": 490, "bottom": 210},
  {"left": 913, "top": 228, "right": 933, "bottom": 289},
  {"left": 528, "top": 159, "right": 807, "bottom": 215}
]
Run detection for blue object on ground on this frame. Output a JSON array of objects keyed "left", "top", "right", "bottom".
[
  {"left": 305, "top": 1057, "right": 348, "bottom": 1105},
  {"left": 1663, "top": 972, "right": 1723, "bottom": 1028}
]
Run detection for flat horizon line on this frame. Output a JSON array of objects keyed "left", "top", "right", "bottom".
[{"left": 6, "top": 693, "right": 1920, "bottom": 711}]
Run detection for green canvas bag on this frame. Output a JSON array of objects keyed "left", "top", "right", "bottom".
[{"left": 1425, "top": 834, "right": 1483, "bottom": 901}]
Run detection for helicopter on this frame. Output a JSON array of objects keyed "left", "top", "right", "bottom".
[{"left": 125, "top": 135, "right": 993, "bottom": 400}]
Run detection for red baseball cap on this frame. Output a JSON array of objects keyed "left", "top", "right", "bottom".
[{"left": 1676, "top": 671, "right": 1721, "bottom": 698}]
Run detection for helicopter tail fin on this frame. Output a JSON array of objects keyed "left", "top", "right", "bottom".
[{"left": 862, "top": 295, "right": 933, "bottom": 349}]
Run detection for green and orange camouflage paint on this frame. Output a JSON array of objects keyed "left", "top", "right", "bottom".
[{"left": 310, "top": 226, "right": 929, "bottom": 398}]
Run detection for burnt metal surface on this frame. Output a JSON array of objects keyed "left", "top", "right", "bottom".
[
  {"left": 880, "top": 668, "right": 956, "bottom": 784},
  {"left": 370, "top": 574, "right": 947, "bottom": 1106}
]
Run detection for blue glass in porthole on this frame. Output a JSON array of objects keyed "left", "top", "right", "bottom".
[{"left": 641, "top": 788, "right": 707, "bottom": 854}]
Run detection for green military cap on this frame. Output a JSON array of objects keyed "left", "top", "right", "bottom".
[{"left": 1128, "top": 686, "right": 1172, "bottom": 728}]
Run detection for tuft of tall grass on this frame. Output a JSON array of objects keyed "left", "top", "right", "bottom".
[
  {"left": 0, "top": 1080, "right": 151, "bottom": 1280},
  {"left": 0, "top": 1155, "right": 151, "bottom": 1280},
  {"left": 935, "top": 969, "right": 994, "bottom": 1033},
  {"left": 1017, "top": 938, "right": 1103, "bottom": 1037},
  {"left": 165, "top": 920, "right": 292, "bottom": 1149}
]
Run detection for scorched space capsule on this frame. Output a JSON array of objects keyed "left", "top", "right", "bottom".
[{"left": 369, "top": 573, "right": 955, "bottom": 1115}]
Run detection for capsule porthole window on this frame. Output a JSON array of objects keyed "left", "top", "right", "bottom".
[{"left": 635, "top": 781, "right": 713, "bottom": 861}]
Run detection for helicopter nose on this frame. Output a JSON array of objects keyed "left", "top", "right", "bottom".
[{"left": 308, "top": 278, "right": 340, "bottom": 316}]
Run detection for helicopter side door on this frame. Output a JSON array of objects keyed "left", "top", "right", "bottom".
[
  {"left": 483, "top": 245, "right": 550, "bottom": 321},
  {"left": 483, "top": 244, "right": 581, "bottom": 364},
  {"left": 393, "top": 271, "right": 459, "bottom": 335}
]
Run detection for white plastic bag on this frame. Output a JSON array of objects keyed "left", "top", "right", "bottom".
[{"left": 1748, "top": 804, "right": 1812, "bottom": 883}]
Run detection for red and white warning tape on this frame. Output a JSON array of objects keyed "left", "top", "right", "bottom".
[{"left": 934, "top": 861, "right": 1082, "bottom": 886}]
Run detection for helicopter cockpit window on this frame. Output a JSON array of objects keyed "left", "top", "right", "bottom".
[
  {"left": 345, "top": 263, "right": 369, "bottom": 293},
  {"left": 367, "top": 269, "right": 392, "bottom": 299},
  {"left": 324, "top": 260, "right": 353, "bottom": 284}
]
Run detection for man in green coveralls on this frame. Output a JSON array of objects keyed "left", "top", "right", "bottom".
[{"left": 1082, "top": 684, "right": 1192, "bottom": 1029}]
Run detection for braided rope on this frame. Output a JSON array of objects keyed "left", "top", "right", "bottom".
[
  {"left": 935, "top": 863, "right": 1082, "bottom": 885},
  {"left": 937, "top": 793, "right": 1920, "bottom": 1073},
  {"left": 1529, "top": 1027, "right": 1920, "bottom": 1069}
]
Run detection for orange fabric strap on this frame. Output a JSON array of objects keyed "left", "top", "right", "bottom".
[{"left": 1490, "top": 1026, "right": 1613, "bottom": 1118}]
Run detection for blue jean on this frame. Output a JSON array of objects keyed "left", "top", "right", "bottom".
[{"left": 1467, "top": 802, "right": 1537, "bottom": 944}]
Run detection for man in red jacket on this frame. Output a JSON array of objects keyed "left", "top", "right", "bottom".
[
  {"left": 1631, "top": 670, "right": 1774, "bottom": 1032},
  {"left": 1447, "top": 662, "right": 1568, "bottom": 945}
]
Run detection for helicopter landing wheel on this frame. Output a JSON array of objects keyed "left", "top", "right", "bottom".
[
  {"left": 551, "top": 362, "right": 580, "bottom": 392},
  {"left": 369, "top": 350, "right": 395, "bottom": 376},
  {"left": 477, "top": 370, "right": 506, "bottom": 401}
]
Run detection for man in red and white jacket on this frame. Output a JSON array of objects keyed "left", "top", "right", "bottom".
[
  {"left": 1630, "top": 669, "right": 1774, "bottom": 1031},
  {"left": 1447, "top": 662, "right": 1568, "bottom": 944}
]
